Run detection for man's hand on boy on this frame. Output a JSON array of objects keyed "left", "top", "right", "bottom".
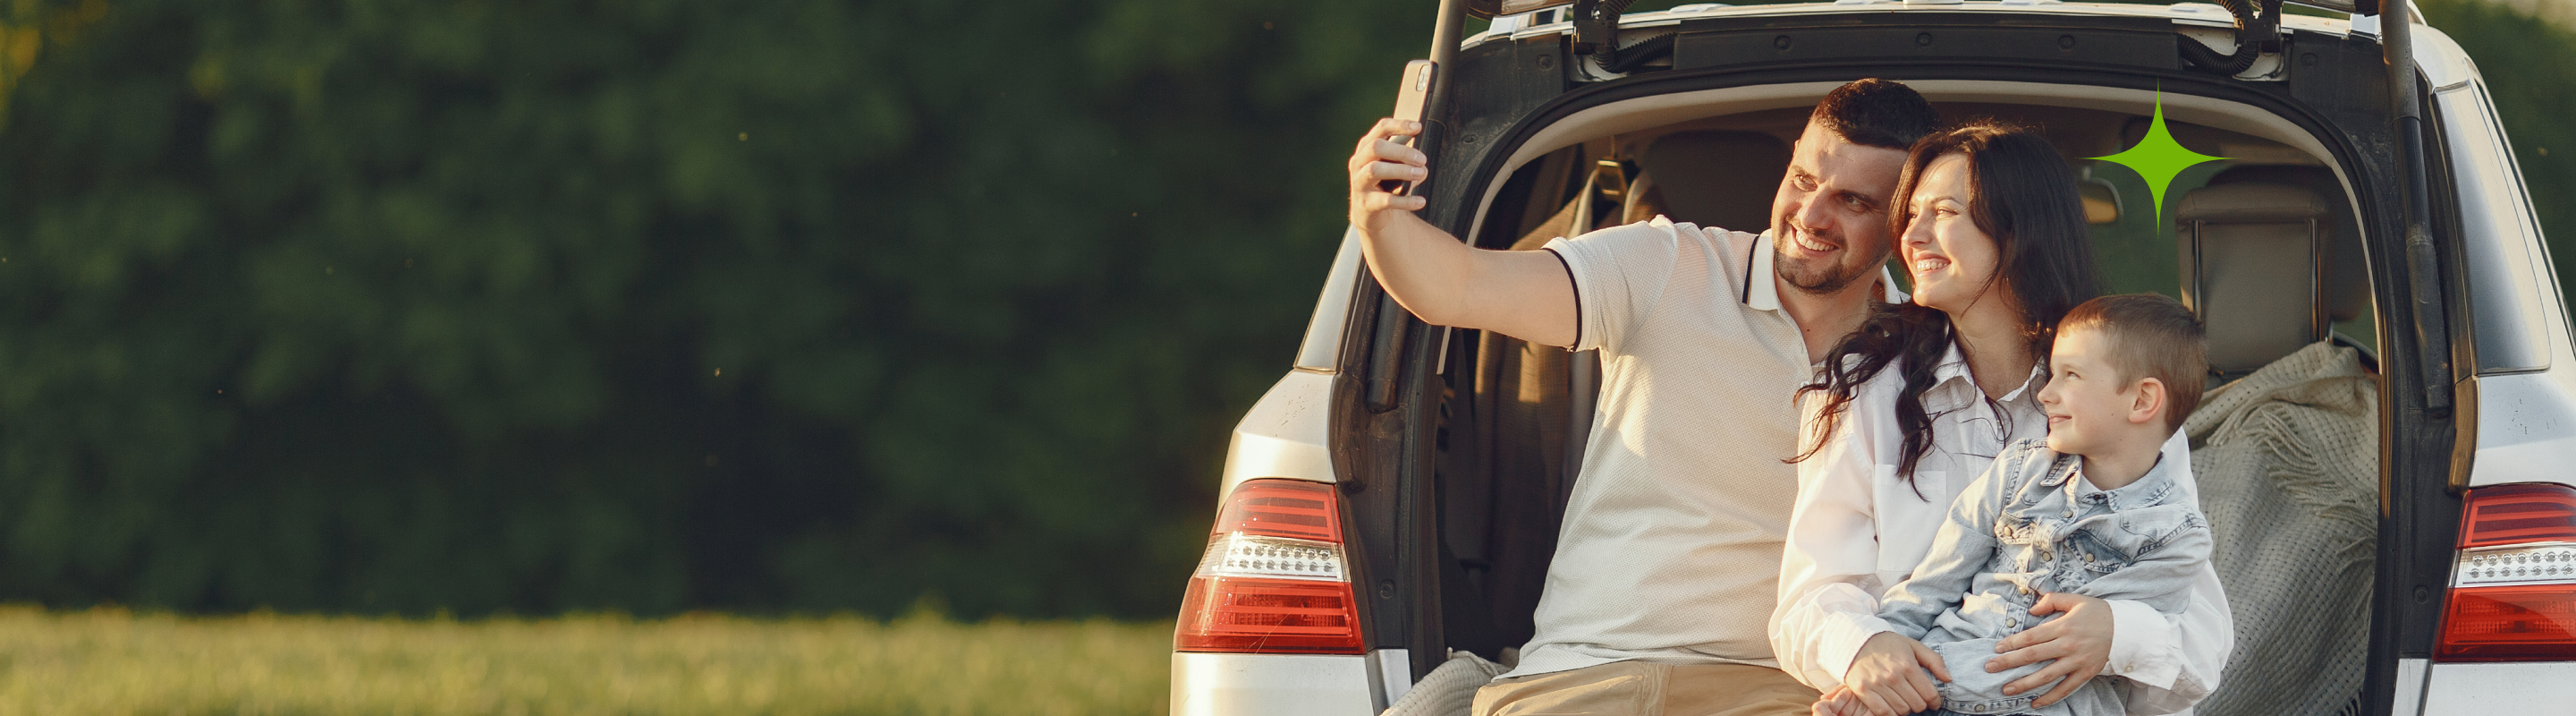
[
  {"left": 1843, "top": 631, "right": 1949, "bottom": 716},
  {"left": 1989, "top": 592, "right": 2114, "bottom": 707}
]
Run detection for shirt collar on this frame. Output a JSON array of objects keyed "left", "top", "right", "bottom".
[
  {"left": 1745, "top": 231, "right": 1905, "bottom": 313},
  {"left": 2048, "top": 451, "right": 2182, "bottom": 511}
]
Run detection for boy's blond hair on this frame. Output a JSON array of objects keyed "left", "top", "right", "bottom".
[{"left": 2058, "top": 294, "right": 2207, "bottom": 433}]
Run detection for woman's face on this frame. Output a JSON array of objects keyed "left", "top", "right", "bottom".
[{"left": 1899, "top": 153, "right": 2005, "bottom": 316}]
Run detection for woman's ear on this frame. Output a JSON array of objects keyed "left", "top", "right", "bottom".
[{"left": 2128, "top": 377, "right": 2167, "bottom": 426}]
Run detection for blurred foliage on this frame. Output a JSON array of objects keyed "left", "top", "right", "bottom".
[
  {"left": 0, "top": 0, "right": 2568, "bottom": 621},
  {"left": 0, "top": 606, "right": 1169, "bottom": 715},
  {"left": 0, "top": 0, "right": 1424, "bottom": 618}
]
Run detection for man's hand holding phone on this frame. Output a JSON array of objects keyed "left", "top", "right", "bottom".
[
  {"left": 1336, "top": 59, "right": 1572, "bottom": 347},
  {"left": 1349, "top": 59, "right": 1436, "bottom": 232},
  {"left": 1348, "top": 118, "right": 1429, "bottom": 231}
]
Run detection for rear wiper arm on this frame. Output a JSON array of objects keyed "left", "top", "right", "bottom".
[{"left": 2180, "top": 0, "right": 2286, "bottom": 75}]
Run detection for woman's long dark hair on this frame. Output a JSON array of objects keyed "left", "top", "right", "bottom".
[{"left": 1790, "top": 122, "right": 2103, "bottom": 489}]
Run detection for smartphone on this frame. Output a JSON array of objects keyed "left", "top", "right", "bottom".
[{"left": 1382, "top": 59, "right": 1437, "bottom": 196}]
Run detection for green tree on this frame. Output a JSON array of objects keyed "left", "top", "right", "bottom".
[{"left": 0, "top": 0, "right": 1426, "bottom": 618}]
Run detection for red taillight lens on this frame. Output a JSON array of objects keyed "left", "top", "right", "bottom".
[
  {"left": 1174, "top": 576, "right": 1361, "bottom": 653},
  {"left": 2438, "top": 483, "right": 2576, "bottom": 661},
  {"left": 1212, "top": 478, "right": 1342, "bottom": 541},
  {"left": 1174, "top": 479, "right": 1364, "bottom": 655},
  {"left": 2436, "top": 586, "right": 2576, "bottom": 661},
  {"left": 2457, "top": 483, "right": 2576, "bottom": 549}
]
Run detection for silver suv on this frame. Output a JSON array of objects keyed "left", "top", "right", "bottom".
[{"left": 1172, "top": 1, "right": 2575, "bottom": 714}]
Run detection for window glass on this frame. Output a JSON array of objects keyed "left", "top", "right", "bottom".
[{"left": 2439, "top": 86, "right": 2553, "bottom": 374}]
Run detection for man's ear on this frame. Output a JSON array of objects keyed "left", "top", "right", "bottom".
[{"left": 2129, "top": 378, "right": 2167, "bottom": 426}]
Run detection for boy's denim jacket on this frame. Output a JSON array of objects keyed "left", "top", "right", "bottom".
[{"left": 1876, "top": 439, "right": 2213, "bottom": 716}]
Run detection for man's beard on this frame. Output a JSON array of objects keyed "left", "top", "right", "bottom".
[{"left": 1775, "top": 228, "right": 1874, "bottom": 295}]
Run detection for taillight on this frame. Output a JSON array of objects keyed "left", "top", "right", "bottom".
[
  {"left": 2436, "top": 483, "right": 2576, "bottom": 661},
  {"left": 1174, "top": 478, "right": 1364, "bottom": 654}
]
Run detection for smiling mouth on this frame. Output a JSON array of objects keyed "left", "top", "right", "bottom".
[
  {"left": 1791, "top": 229, "right": 1840, "bottom": 254},
  {"left": 1911, "top": 256, "right": 1950, "bottom": 273}
]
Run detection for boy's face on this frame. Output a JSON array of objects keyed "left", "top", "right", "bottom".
[{"left": 2038, "top": 326, "right": 2161, "bottom": 456}]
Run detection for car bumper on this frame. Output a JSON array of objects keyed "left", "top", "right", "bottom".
[
  {"left": 2419, "top": 661, "right": 2576, "bottom": 714},
  {"left": 1172, "top": 652, "right": 1377, "bottom": 716}
]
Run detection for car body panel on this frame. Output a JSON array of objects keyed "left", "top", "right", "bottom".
[
  {"left": 2416, "top": 661, "right": 2576, "bottom": 714},
  {"left": 1296, "top": 230, "right": 1365, "bottom": 372},
  {"left": 1368, "top": 648, "right": 1414, "bottom": 710},
  {"left": 2462, "top": 371, "right": 2576, "bottom": 490},
  {"left": 2392, "top": 659, "right": 2431, "bottom": 716},
  {"left": 1173, "top": 652, "right": 1377, "bottom": 716},
  {"left": 1219, "top": 370, "right": 1340, "bottom": 502},
  {"left": 2412, "top": 21, "right": 2476, "bottom": 91},
  {"left": 2421, "top": 35, "right": 2576, "bottom": 491}
]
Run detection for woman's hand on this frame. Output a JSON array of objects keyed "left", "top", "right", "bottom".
[
  {"left": 1810, "top": 686, "right": 1867, "bottom": 716},
  {"left": 1988, "top": 592, "right": 2114, "bottom": 707},
  {"left": 1840, "top": 631, "right": 1950, "bottom": 716}
]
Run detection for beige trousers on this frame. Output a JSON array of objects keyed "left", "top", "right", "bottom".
[{"left": 1470, "top": 661, "right": 1820, "bottom": 716}]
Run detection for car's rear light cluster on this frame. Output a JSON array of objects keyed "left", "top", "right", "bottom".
[
  {"left": 1174, "top": 478, "right": 1365, "bottom": 654},
  {"left": 2436, "top": 483, "right": 2576, "bottom": 661}
]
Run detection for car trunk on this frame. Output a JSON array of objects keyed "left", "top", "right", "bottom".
[{"left": 1328, "top": 7, "right": 2468, "bottom": 716}]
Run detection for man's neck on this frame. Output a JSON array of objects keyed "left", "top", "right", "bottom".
[{"left": 1775, "top": 271, "right": 1877, "bottom": 361}]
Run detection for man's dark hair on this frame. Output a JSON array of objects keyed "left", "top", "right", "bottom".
[{"left": 1809, "top": 79, "right": 1941, "bottom": 149}]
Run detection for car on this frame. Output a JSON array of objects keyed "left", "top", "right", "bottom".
[{"left": 1170, "top": 1, "right": 2576, "bottom": 714}]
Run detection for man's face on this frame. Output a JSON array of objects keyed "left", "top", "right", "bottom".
[{"left": 1771, "top": 121, "right": 1907, "bottom": 295}]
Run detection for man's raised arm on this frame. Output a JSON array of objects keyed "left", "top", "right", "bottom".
[{"left": 1348, "top": 118, "right": 1579, "bottom": 348}]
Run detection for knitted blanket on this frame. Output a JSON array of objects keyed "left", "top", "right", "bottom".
[{"left": 2184, "top": 341, "right": 2379, "bottom": 716}]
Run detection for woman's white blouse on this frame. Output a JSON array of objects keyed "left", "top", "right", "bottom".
[{"left": 1770, "top": 342, "right": 2231, "bottom": 716}]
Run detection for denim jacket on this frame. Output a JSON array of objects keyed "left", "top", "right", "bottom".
[{"left": 1876, "top": 439, "right": 2213, "bottom": 716}]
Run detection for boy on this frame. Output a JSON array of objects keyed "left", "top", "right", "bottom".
[{"left": 1816, "top": 294, "right": 2214, "bottom": 716}]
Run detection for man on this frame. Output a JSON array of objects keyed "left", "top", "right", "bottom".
[{"left": 1345, "top": 79, "right": 1935, "bottom": 715}]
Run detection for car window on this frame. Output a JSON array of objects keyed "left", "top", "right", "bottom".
[{"left": 2438, "top": 83, "right": 2555, "bottom": 374}]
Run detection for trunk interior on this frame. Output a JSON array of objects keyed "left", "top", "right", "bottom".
[{"left": 1425, "top": 97, "right": 2388, "bottom": 715}]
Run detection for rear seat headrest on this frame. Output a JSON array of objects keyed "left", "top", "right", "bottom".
[
  {"left": 2178, "top": 184, "right": 2331, "bottom": 224},
  {"left": 1635, "top": 132, "right": 1790, "bottom": 234},
  {"left": 2201, "top": 165, "right": 2370, "bottom": 326},
  {"left": 2176, "top": 182, "right": 2335, "bottom": 375}
]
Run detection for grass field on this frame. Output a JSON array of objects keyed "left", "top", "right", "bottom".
[{"left": 0, "top": 606, "right": 1172, "bottom": 716}]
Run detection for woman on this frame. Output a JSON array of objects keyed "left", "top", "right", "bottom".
[{"left": 1768, "top": 123, "right": 2228, "bottom": 716}]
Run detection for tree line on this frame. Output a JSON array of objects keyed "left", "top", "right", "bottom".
[{"left": 0, "top": 0, "right": 2559, "bottom": 619}]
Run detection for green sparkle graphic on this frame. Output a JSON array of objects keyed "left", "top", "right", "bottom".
[{"left": 2089, "top": 93, "right": 2230, "bottom": 226}]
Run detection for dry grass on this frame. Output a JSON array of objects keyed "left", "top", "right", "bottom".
[{"left": 0, "top": 606, "right": 1172, "bottom": 716}]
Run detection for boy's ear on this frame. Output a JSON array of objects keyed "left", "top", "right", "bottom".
[{"left": 2128, "top": 377, "right": 2167, "bottom": 426}]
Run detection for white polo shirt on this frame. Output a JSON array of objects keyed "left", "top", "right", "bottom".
[{"left": 1506, "top": 217, "right": 1896, "bottom": 679}]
